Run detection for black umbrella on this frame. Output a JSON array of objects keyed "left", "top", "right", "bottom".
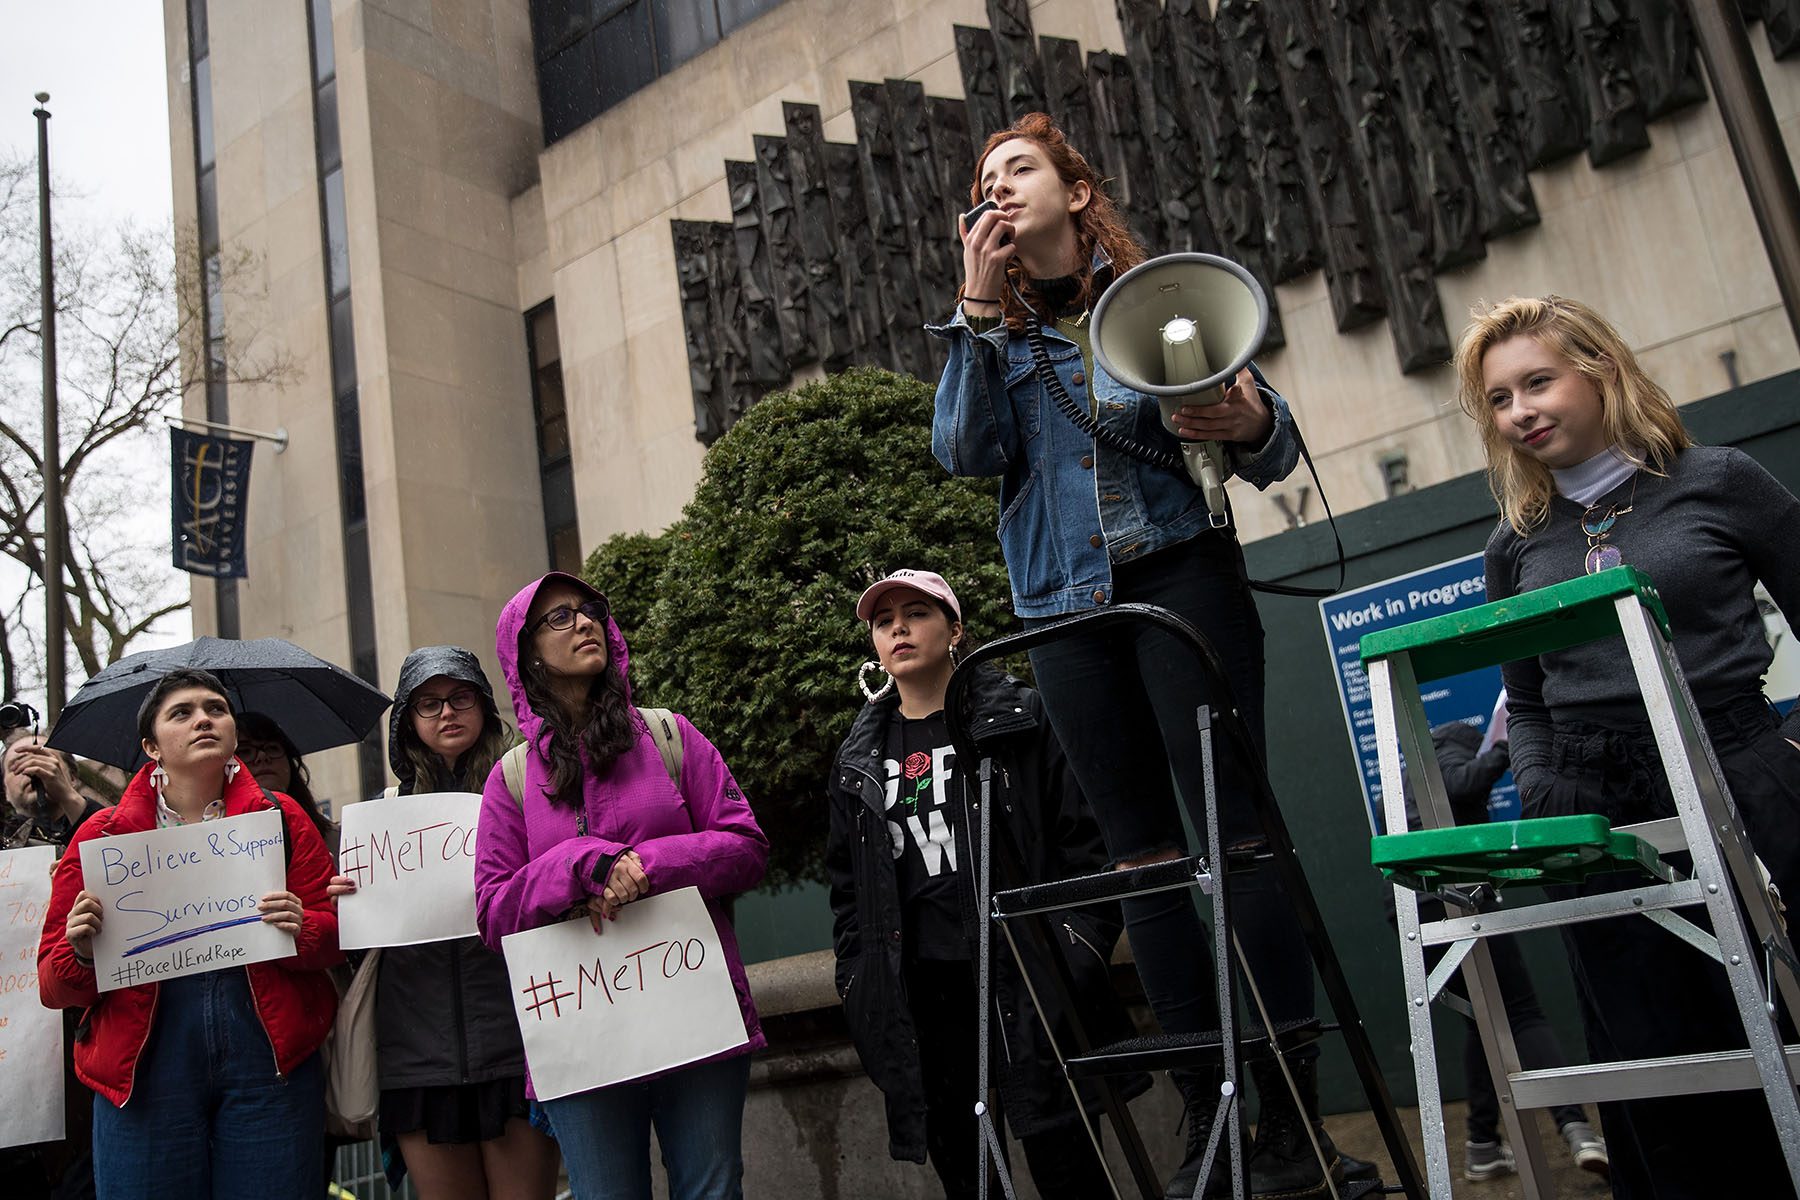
[{"left": 48, "top": 636, "right": 392, "bottom": 768}]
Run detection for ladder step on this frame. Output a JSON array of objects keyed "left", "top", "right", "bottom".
[
  {"left": 992, "top": 856, "right": 1210, "bottom": 918},
  {"left": 1507, "top": 1043, "right": 1800, "bottom": 1108},
  {"left": 1064, "top": 1018, "right": 1332, "bottom": 1078}
]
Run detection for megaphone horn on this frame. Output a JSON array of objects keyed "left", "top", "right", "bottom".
[{"left": 1089, "top": 254, "right": 1271, "bottom": 527}]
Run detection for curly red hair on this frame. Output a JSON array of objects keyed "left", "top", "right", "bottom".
[{"left": 966, "top": 113, "right": 1145, "bottom": 331}]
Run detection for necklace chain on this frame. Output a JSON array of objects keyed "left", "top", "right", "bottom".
[{"left": 1580, "top": 470, "right": 1640, "bottom": 575}]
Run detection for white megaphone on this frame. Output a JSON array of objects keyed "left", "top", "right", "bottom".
[{"left": 1089, "top": 254, "right": 1271, "bottom": 528}]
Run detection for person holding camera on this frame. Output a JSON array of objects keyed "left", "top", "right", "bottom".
[
  {"left": 2, "top": 732, "right": 103, "bottom": 1200},
  {"left": 930, "top": 113, "right": 1358, "bottom": 1199},
  {"left": 2, "top": 734, "right": 102, "bottom": 853}
]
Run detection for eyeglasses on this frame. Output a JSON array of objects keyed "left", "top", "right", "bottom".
[
  {"left": 410, "top": 689, "right": 481, "bottom": 719},
  {"left": 526, "top": 597, "right": 610, "bottom": 637},
  {"left": 1580, "top": 471, "right": 1639, "bottom": 576},
  {"left": 238, "top": 742, "right": 285, "bottom": 766},
  {"left": 1581, "top": 504, "right": 1628, "bottom": 575}
]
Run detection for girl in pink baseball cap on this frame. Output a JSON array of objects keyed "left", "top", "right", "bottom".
[{"left": 826, "top": 569, "right": 1143, "bottom": 1199}]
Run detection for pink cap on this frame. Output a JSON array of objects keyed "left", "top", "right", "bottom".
[{"left": 855, "top": 569, "right": 962, "bottom": 622}]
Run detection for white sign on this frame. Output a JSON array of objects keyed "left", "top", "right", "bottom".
[
  {"left": 0, "top": 846, "right": 63, "bottom": 1147},
  {"left": 502, "top": 887, "right": 747, "bottom": 1100},
  {"left": 336, "top": 793, "right": 482, "bottom": 949},
  {"left": 80, "top": 810, "right": 290, "bottom": 993}
]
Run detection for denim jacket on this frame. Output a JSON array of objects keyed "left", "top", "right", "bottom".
[{"left": 928, "top": 303, "right": 1300, "bottom": 617}]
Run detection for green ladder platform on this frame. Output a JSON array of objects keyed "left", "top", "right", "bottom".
[
  {"left": 1359, "top": 566, "right": 1800, "bottom": 1197},
  {"left": 1370, "top": 813, "right": 1667, "bottom": 892}
]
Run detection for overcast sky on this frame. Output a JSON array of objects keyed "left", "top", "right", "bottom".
[
  {"left": 2, "top": 3, "right": 174, "bottom": 227},
  {"left": 2, "top": 4, "right": 187, "bottom": 702}
]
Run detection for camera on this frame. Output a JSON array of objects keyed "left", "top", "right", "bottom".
[{"left": 0, "top": 701, "right": 39, "bottom": 732}]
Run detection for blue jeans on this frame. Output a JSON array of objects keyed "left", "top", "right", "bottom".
[
  {"left": 92, "top": 969, "right": 323, "bottom": 1199},
  {"left": 543, "top": 1054, "right": 751, "bottom": 1200}
]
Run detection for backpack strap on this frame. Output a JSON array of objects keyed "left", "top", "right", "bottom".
[
  {"left": 497, "top": 713, "right": 681, "bottom": 811},
  {"left": 500, "top": 743, "right": 530, "bottom": 808},
  {"left": 636, "top": 707, "right": 683, "bottom": 788}
]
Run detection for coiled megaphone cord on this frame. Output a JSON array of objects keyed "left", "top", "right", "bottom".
[
  {"left": 1021, "top": 311, "right": 1185, "bottom": 473},
  {"left": 1011, "top": 279, "right": 1345, "bottom": 598}
]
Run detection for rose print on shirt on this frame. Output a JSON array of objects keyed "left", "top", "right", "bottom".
[
  {"left": 881, "top": 743, "right": 959, "bottom": 877},
  {"left": 901, "top": 751, "right": 932, "bottom": 815}
]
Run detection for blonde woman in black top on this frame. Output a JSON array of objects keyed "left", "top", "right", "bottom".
[{"left": 1458, "top": 295, "right": 1800, "bottom": 1198}]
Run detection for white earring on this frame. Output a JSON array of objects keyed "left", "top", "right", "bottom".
[
  {"left": 224, "top": 759, "right": 241, "bottom": 783},
  {"left": 150, "top": 761, "right": 168, "bottom": 803},
  {"left": 857, "top": 660, "right": 894, "bottom": 702}
]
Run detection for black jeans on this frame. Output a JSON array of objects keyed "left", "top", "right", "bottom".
[
  {"left": 1419, "top": 915, "right": 1586, "bottom": 1143},
  {"left": 1535, "top": 699, "right": 1800, "bottom": 1199},
  {"left": 1025, "top": 534, "right": 1315, "bottom": 1048},
  {"left": 904, "top": 958, "right": 1111, "bottom": 1200}
]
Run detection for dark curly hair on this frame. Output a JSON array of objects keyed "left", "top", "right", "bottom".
[
  {"left": 235, "top": 711, "right": 332, "bottom": 840},
  {"left": 519, "top": 643, "right": 637, "bottom": 810}
]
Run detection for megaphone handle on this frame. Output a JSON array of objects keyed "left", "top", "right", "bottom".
[
  {"left": 1180, "top": 441, "right": 1231, "bottom": 529},
  {"left": 1178, "top": 440, "right": 1209, "bottom": 489}
]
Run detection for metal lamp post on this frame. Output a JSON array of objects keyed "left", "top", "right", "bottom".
[{"left": 33, "top": 92, "right": 65, "bottom": 721}]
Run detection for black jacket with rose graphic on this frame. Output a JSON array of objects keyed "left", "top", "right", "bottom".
[{"left": 825, "top": 668, "right": 1145, "bottom": 1162}]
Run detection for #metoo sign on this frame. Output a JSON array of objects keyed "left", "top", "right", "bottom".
[
  {"left": 80, "top": 810, "right": 290, "bottom": 993},
  {"left": 336, "top": 793, "right": 481, "bottom": 950},
  {"left": 1, "top": 846, "right": 63, "bottom": 1148},
  {"left": 502, "top": 887, "right": 747, "bottom": 1100}
]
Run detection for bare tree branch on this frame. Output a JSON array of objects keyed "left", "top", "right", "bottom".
[{"left": 0, "top": 150, "right": 279, "bottom": 701}]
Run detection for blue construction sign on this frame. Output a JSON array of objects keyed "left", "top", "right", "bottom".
[{"left": 1318, "top": 552, "right": 1518, "bottom": 834}]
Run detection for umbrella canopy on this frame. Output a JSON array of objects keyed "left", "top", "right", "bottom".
[{"left": 48, "top": 636, "right": 392, "bottom": 768}]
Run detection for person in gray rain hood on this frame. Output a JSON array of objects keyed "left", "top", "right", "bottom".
[{"left": 330, "top": 646, "right": 560, "bottom": 1200}]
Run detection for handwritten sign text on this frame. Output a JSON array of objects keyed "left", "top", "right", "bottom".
[
  {"left": 502, "top": 887, "right": 746, "bottom": 1099},
  {"left": 80, "top": 810, "right": 289, "bottom": 992},
  {"left": 1, "top": 846, "right": 65, "bottom": 1147},
  {"left": 337, "top": 793, "right": 482, "bottom": 949}
]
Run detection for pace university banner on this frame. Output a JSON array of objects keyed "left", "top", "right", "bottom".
[{"left": 170, "top": 426, "right": 252, "bottom": 578}]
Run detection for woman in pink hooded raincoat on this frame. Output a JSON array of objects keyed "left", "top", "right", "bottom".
[{"left": 473, "top": 572, "right": 769, "bottom": 1200}]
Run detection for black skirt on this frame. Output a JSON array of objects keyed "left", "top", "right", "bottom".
[{"left": 378, "top": 1076, "right": 531, "bottom": 1145}]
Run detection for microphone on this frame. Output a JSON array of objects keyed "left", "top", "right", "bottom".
[{"left": 1158, "top": 318, "right": 1232, "bottom": 527}]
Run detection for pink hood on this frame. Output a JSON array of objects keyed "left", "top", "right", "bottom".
[{"left": 475, "top": 572, "right": 769, "bottom": 1092}]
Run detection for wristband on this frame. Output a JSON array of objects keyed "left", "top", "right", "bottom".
[{"left": 962, "top": 295, "right": 1001, "bottom": 306}]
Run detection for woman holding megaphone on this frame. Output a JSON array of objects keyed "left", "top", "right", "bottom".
[{"left": 929, "top": 113, "right": 1358, "bottom": 1200}]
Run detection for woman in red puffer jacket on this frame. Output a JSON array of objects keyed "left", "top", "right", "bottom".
[{"left": 39, "top": 667, "right": 341, "bottom": 1199}]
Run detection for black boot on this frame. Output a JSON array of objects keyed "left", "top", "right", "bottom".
[
  {"left": 1247, "top": 1056, "right": 1345, "bottom": 1199},
  {"left": 1163, "top": 1070, "right": 1239, "bottom": 1199}
]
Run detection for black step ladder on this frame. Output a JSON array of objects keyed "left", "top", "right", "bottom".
[{"left": 945, "top": 604, "right": 1425, "bottom": 1200}]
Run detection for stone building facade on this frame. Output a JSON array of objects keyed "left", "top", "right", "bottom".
[{"left": 164, "top": 0, "right": 1800, "bottom": 804}]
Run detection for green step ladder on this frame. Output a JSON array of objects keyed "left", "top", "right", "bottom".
[{"left": 1359, "top": 566, "right": 1800, "bottom": 1196}]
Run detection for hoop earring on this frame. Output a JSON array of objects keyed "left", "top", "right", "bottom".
[
  {"left": 857, "top": 660, "right": 894, "bottom": 703},
  {"left": 949, "top": 640, "right": 962, "bottom": 667}
]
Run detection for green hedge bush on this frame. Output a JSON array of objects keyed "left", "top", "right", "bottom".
[{"left": 583, "top": 367, "right": 1017, "bottom": 886}]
